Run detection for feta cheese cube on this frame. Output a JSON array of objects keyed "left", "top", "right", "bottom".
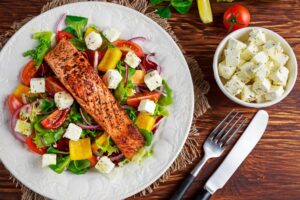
[
  {"left": 30, "top": 78, "right": 45, "bottom": 93},
  {"left": 269, "top": 66, "right": 289, "bottom": 86},
  {"left": 249, "top": 29, "right": 266, "bottom": 46},
  {"left": 227, "top": 38, "right": 247, "bottom": 50},
  {"left": 252, "top": 78, "right": 271, "bottom": 95},
  {"left": 266, "top": 60, "right": 275, "bottom": 71},
  {"left": 124, "top": 51, "right": 141, "bottom": 69},
  {"left": 225, "top": 48, "right": 241, "bottom": 68},
  {"left": 95, "top": 156, "right": 115, "bottom": 174},
  {"left": 63, "top": 123, "right": 82, "bottom": 141},
  {"left": 85, "top": 31, "right": 102, "bottom": 51},
  {"left": 224, "top": 75, "right": 245, "bottom": 96},
  {"left": 42, "top": 154, "right": 57, "bottom": 168},
  {"left": 144, "top": 70, "right": 162, "bottom": 91},
  {"left": 15, "top": 120, "right": 32, "bottom": 136},
  {"left": 102, "top": 69, "right": 122, "bottom": 89},
  {"left": 102, "top": 28, "right": 120, "bottom": 42},
  {"left": 265, "top": 85, "right": 284, "bottom": 101},
  {"left": 263, "top": 40, "right": 283, "bottom": 57},
  {"left": 235, "top": 71, "right": 251, "bottom": 84},
  {"left": 138, "top": 99, "right": 156, "bottom": 115},
  {"left": 54, "top": 91, "right": 74, "bottom": 110},
  {"left": 256, "top": 94, "right": 266, "bottom": 103},
  {"left": 241, "top": 43, "right": 259, "bottom": 61},
  {"left": 241, "top": 85, "right": 256, "bottom": 102},
  {"left": 270, "top": 53, "right": 289, "bottom": 67},
  {"left": 239, "top": 62, "right": 256, "bottom": 78},
  {"left": 218, "top": 60, "right": 236, "bottom": 80},
  {"left": 251, "top": 51, "right": 269, "bottom": 64},
  {"left": 254, "top": 65, "right": 270, "bottom": 81}
]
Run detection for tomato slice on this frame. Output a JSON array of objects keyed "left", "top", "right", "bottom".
[
  {"left": 7, "top": 95, "right": 23, "bottom": 114},
  {"left": 45, "top": 76, "right": 65, "bottom": 95},
  {"left": 126, "top": 92, "right": 161, "bottom": 107},
  {"left": 41, "top": 108, "right": 70, "bottom": 129},
  {"left": 56, "top": 31, "right": 74, "bottom": 42},
  {"left": 113, "top": 40, "right": 144, "bottom": 58},
  {"left": 88, "top": 155, "right": 97, "bottom": 167},
  {"left": 21, "top": 60, "right": 38, "bottom": 86},
  {"left": 26, "top": 135, "right": 47, "bottom": 155}
]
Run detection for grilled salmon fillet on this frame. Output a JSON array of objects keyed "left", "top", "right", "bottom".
[{"left": 44, "top": 39, "right": 145, "bottom": 159}]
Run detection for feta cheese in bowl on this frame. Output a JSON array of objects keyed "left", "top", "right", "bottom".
[{"left": 213, "top": 27, "right": 297, "bottom": 108}]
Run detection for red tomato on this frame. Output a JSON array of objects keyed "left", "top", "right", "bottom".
[
  {"left": 7, "top": 95, "right": 23, "bottom": 114},
  {"left": 223, "top": 5, "right": 250, "bottom": 32},
  {"left": 113, "top": 40, "right": 144, "bottom": 58},
  {"left": 126, "top": 92, "right": 161, "bottom": 107},
  {"left": 56, "top": 31, "right": 74, "bottom": 42},
  {"left": 45, "top": 76, "right": 65, "bottom": 95},
  {"left": 41, "top": 109, "right": 70, "bottom": 129},
  {"left": 21, "top": 60, "right": 38, "bottom": 86},
  {"left": 26, "top": 135, "right": 47, "bottom": 155},
  {"left": 88, "top": 155, "right": 97, "bottom": 167},
  {"left": 84, "top": 50, "right": 103, "bottom": 66},
  {"left": 56, "top": 138, "right": 70, "bottom": 152}
]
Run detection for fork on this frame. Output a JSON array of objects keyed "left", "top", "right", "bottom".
[{"left": 170, "top": 110, "right": 247, "bottom": 200}]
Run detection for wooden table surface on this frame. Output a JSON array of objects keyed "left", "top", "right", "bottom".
[{"left": 0, "top": 0, "right": 299, "bottom": 199}]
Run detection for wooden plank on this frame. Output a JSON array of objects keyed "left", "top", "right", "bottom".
[{"left": 0, "top": 0, "right": 299, "bottom": 199}]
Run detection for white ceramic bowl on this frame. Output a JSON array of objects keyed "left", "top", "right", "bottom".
[{"left": 213, "top": 27, "right": 298, "bottom": 108}]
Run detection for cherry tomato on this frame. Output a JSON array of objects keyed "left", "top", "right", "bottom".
[
  {"left": 45, "top": 76, "right": 65, "bottom": 95},
  {"left": 26, "top": 135, "right": 47, "bottom": 155},
  {"left": 56, "top": 31, "right": 74, "bottom": 42},
  {"left": 126, "top": 92, "right": 161, "bottom": 107},
  {"left": 88, "top": 155, "right": 97, "bottom": 167},
  {"left": 83, "top": 50, "right": 103, "bottom": 66},
  {"left": 113, "top": 40, "right": 144, "bottom": 58},
  {"left": 7, "top": 95, "right": 23, "bottom": 114},
  {"left": 223, "top": 4, "right": 250, "bottom": 32},
  {"left": 21, "top": 60, "right": 38, "bottom": 86},
  {"left": 41, "top": 108, "right": 70, "bottom": 129}
]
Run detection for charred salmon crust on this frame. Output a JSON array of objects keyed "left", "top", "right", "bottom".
[{"left": 44, "top": 39, "right": 145, "bottom": 159}]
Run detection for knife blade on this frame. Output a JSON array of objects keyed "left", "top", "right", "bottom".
[{"left": 195, "top": 110, "right": 269, "bottom": 200}]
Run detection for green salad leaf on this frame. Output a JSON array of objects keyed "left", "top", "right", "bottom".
[
  {"left": 116, "top": 61, "right": 136, "bottom": 79},
  {"left": 132, "top": 147, "right": 153, "bottom": 165},
  {"left": 23, "top": 32, "right": 53, "bottom": 67},
  {"left": 139, "top": 129, "right": 153, "bottom": 146},
  {"left": 114, "top": 81, "right": 135, "bottom": 104},
  {"left": 155, "top": 6, "right": 172, "bottom": 19},
  {"left": 49, "top": 156, "right": 71, "bottom": 174},
  {"left": 171, "top": 0, "right": 193, "bottom": 14},
  {"left": 154, "top": 104, "right": 169, "bottom": 117},
  {"left": 63, "top": 27, "right": 77, "bottom": 36},
  {"left": 47, "top": 147, "right": 69, "bottom": 155},
  {"left": 41, "top": 128, "right": 64, "bottom": 146},
  {"left": 67, "top": 160, "right": 90, "bottom": 175},
  {"left": 124, "top": 107, "right": 137, "bottom": 122},
  {"left": 97, "top": 136, "right": 119, "bottom": 156},
  {"left": 118, "top": 158, "right": 130, "bottom": 167},
  {"left": 33, "top": 133, "right": 45, "bottom": 149},
  {"left": 68, "top": 103, "right": 83, "bottom": 123},
  {"left": 69, "top": 38, "right": 87, "bottom": 51},
  {"left": 150, "top": 0, "right": 164, "bottom": 6},
  {"left": 40, "top": 99, "right": 55, "bottom": 112},
  {"left": 65, "top": 15, "right": 88, "bottom": 41},
  {"left": 158, "top": 80, "right": 173, "bottom": 106},
  {"left": 82, "top": 129, "right": 101, "bottom": 138}
]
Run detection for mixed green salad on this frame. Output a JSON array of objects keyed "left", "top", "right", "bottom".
[{"left": 8, "top": 14, "right": 173, "bottom": 175}]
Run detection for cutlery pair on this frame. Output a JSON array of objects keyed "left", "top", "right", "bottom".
[{"left": 171, "top": 110, "right": 269, "bottom": 200}]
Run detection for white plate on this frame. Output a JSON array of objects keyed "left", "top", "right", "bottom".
[{"left": 0, "top": 2, "right": 194, "bottom": 200}]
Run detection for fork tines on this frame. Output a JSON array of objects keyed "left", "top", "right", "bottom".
[{"left": 209, "top": 110, "right": 247, "bottom": 147}]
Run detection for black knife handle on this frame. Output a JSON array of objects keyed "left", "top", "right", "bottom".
[
  {"left": 170, "top": 174, "right": 195, "bottom": 200},
  {"left": 194, "top": 188, "right": 212, "bottom": 200}
]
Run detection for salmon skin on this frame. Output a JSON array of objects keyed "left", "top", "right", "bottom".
[{"left": 44, "top": 39, "right": 145, "bottom": 159}]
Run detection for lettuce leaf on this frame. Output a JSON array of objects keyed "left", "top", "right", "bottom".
[
  {"left": 65, "top": 15, "right": 88, "bottom": 41},
  {"left": 158, "top": 80, "right": 173, "bottom": 106},
  {"left": 23, "top": 32, "right": 53, "bottom": 67},
  {"left": 49, "top": 156, "right": 71, "bottom": 174}
]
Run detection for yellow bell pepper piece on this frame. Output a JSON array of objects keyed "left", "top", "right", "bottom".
[
  {"left": 98, "top": 47, "right": 122, "bottom": 72},
  {"left": 13, "top": 84, "right": 30, "bottom": 99},
  {"left": 197, "top": 0, "right": 213, "bottom": 24},
  {"left": 69, "top": 138, "right": 93, "bottom": 160},
  {"left": 92, "top": 132, "right": 109, "bottom": 152},
  {"left": 131, "top": 70, "right": 145, "bottom": 85},
  {"left": 84, "top": 27, "right": 97, "bottom": 38},
  {"left": 136, "top": 112, "right": 156, "bottom": 132}
]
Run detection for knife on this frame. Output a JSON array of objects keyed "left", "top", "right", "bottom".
[{"left": 194, "top": 110, "right": 269, "bottom": 200}]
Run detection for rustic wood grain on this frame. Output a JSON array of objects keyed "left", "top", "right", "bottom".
[{"left": 0, "top": 0, "right": 299, "bottom": 199}]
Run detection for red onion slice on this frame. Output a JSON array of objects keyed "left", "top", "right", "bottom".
[
  {"left": 10, "top": 104, "right": 31, "bottom": 142},
  {"left": 77, "top": 123, "right": 100, "bottom": 130},
  {"left": 122, "top": 105, "right": 134, "bottom": 110},
  {"left": 79, "top": 108, "right": 91, "bottom": 126},
  {"left": 124, "top": 64, "right": 129, "bottom": 85},
  {"left": 93, "top": 51, "right": 99, "bottom": 70},
  {"left": 55, "top": 13, "right": 66, "bottom": 32},
  {"left": 109, "top": 153, "right": 124, "bottom": 163},
  {"left": 129, "top": 37, "right": 146, "bottom": 42}
]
